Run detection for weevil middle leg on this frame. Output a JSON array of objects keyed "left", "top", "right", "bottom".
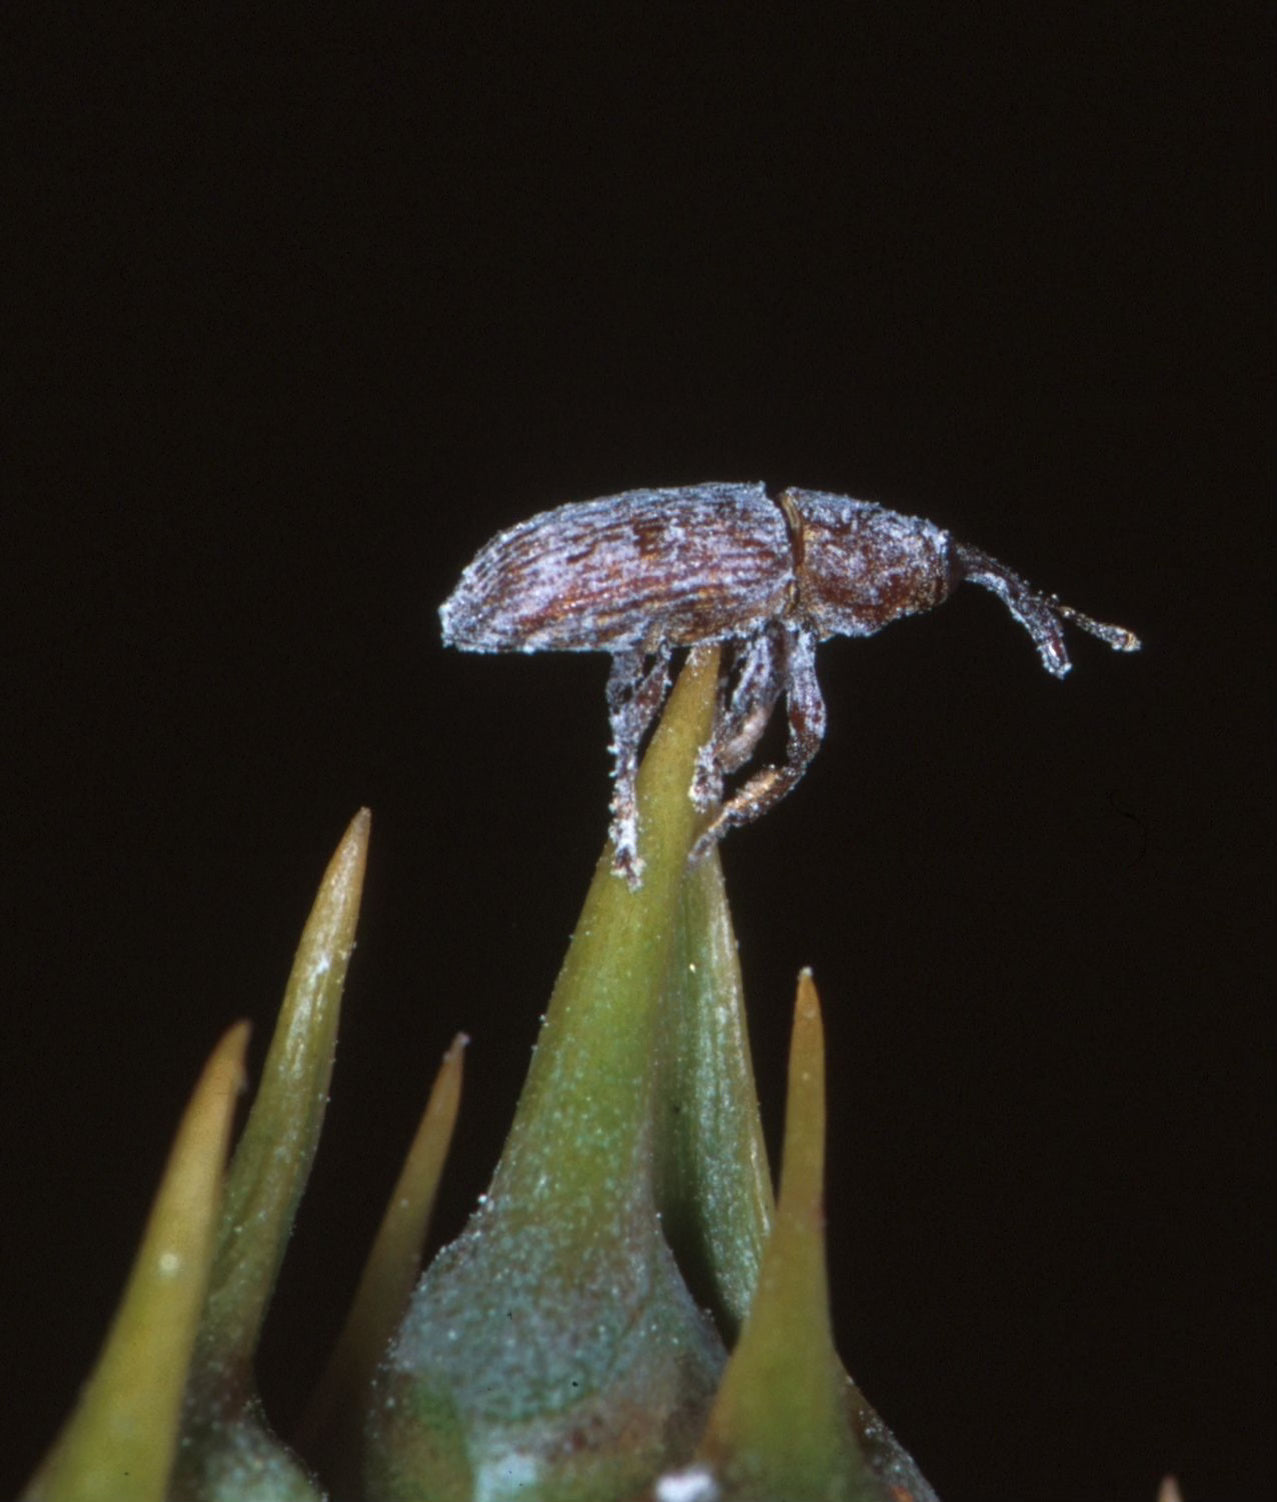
[
  {"left": 691, "top": 623, "right": 788, "bottom": 812},
  {"left": 690, "top": 625, "right": 827, "bottom": 865}
]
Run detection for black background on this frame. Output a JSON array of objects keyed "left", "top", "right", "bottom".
[{"left": 3, "top": 7, "right": 1272, "bottom": 1501}]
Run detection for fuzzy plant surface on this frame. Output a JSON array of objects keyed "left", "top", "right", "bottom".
[{"left": 25, "top": 648, "right": 940, "bottom": 1502}]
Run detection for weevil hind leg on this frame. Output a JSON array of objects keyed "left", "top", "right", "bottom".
[
  {"left": 605, "top": 644, "right": 672, "bottom": 886},
  {"left": 955, "top": 543, "right": 1140, "bottom": 677},
  {"left": 691, "top": 626, "right": 785, "bottom": 812},
  {"left": 690, "top": 627, "right": 826, "bottom": 865}
]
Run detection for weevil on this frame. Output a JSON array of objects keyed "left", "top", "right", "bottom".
[{"left": 440, "top": 482, "right": 1139, "bottom": 886}]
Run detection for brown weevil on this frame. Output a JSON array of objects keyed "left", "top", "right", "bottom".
[{"left": 440, "top": 482, "right": 1140, "bottom": 885}]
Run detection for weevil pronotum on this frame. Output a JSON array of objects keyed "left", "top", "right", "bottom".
[{"left": 440, "top": 482, "right": 1140, "bottom": 886}]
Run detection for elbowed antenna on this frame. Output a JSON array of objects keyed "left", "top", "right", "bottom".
[{"left": 953, "top": 543, "right": 1141, "bottom": 679}]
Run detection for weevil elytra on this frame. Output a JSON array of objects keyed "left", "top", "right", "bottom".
[{"left": 440, "top": 482, "right": 1140, "bottom": 886}]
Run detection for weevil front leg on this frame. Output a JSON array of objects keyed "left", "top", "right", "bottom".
[
  {"left": 605, "top": 643, "right": 672, "bottom": 886},
  {"left": 690, "top": 625, "right": 826, "bottom": 865},
  {"left": 691, "top": 624, "right": 787, "bottom": 812}
]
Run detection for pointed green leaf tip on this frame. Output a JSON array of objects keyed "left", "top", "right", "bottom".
[
  {"left": 172, "top": 808, "right": 371, "bottom": 1502},
  {"left": 660, "top": 971, "right": 941, "bottom": 1502},
  {"left": 365, "top": 651, "right": 730, "bottom": 1502},
  {"left": 200, "top": 808, "right": 370, "bottom": 1376},
  {"left": 23, "top": 1022, "right": 250, "bottom": 1502},
  {"left": 685, "top": 969, "right": 877, "bottom": 1502},
  {"left": 298, "top": 1032, "right": 467, "bottom": 1494}
]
